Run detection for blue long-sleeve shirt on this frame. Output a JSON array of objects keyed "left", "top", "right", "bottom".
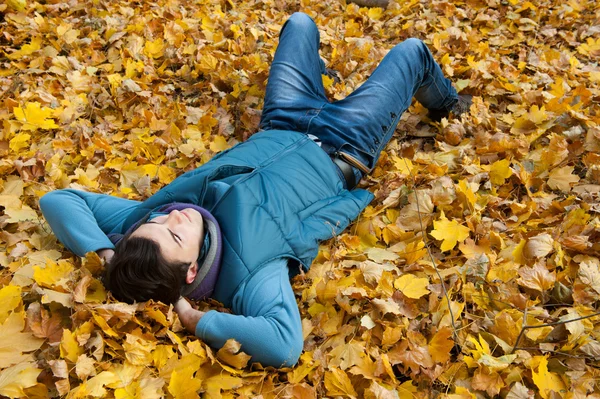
[{"left": 39, "top": 188, "right": 303, "bottom": 367}]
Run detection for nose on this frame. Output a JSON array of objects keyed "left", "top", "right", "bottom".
[{"left": 168, "top": 210, "right": 185, "bottom": 224}]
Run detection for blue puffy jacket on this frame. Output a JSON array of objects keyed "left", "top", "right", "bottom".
[
  {"left": 40, "top": 129, "right": 373, "bottom": 366},
  {"left": 122, "top": 129, "right": 373, "bottom": 304}
]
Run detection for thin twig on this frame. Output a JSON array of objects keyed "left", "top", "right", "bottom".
[
  {"left": 514, "top": 347, "right": 592, "bottom": 360},
  {"left": 523, "top": 311, "right": 600, "bottom": 329},
  {"left": 511, "top": 306, "right": 528, "bottom": 354},
  {"left": 402, "top": 158, "right": 460, "bottom": 345},
  {"left": 510, "top": 310, "right": 600, "bottom": 353}
]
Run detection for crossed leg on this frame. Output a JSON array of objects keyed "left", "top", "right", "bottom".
[
  {"left": 310, "top": 38, "right": 459, "bottom": 171},
  {"left": 261, "top": 12, "right": 459, "bottom": 175}
]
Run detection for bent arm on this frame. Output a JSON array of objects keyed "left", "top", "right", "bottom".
[
  {"left": 39, "top": 189, "right": 140, "bottom": 256},
  {"left": 193, "top": 260, "right": 303, "bottom": 367}
]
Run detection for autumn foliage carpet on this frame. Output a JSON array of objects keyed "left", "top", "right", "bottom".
[{"left": 1, "top": 0, "right": 599, "bottom": 397}]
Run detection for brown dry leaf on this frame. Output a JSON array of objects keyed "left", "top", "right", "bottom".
[
  {"left": 577, "top": 257, "right": 600, "bottom": 294},
  {"left": 547, "top": 166, "right": 580, "bottom": 192},
  {"left": 328, "top": 342, "right": 365, "bottom": 370},
  {"left": 524, "top": 233, "right": 554, "bottom": 260},
  {"left": 372, "top": 298, "right": 402, "bottom": 316},
  {"left": 517, "top": 262, "right": 556, "bottom": 292},
  {"left": 471, "top": 368, "right": 505, "bottom": 397},
  {"left": 26, "top": 302, "right": 63, "bottom": 344},
  {"left": 428, "top": 327, "right": 454, "bottom": 363}
]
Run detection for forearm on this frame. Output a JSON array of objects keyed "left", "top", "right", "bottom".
[
  {"left": 195, "top": 309, "right": 302, "bottom": 367},
  {"left": 40, "top": 190, "right": 115, "bottom": 256},
  {"left": 192, "top": 262, "right": 304, "bottom": 367},
  {"left": 39, "top": 189, "right": 139, "bottom": 256}
]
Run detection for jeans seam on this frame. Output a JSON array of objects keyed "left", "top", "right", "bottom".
[{"left": 304, "top": 102, "right": 327, "bottom": 134}]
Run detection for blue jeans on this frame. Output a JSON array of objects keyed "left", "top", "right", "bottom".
[{"left": 260, "top": 13, "right": 458, "bottom": 186}]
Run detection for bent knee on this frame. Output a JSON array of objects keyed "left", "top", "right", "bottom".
[
  {"left": 389, "top": 38, "right": 429, "bottom": 60},
  {"left": 284, "top": 12, "right": 318, "bottom": 33},
  {"left": 403, "top": 37, "right": 425, "bottom": 47}
]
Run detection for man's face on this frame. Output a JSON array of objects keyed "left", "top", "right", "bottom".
[{"left": 131, "top": 209, "right": 205, "bottom": 282}]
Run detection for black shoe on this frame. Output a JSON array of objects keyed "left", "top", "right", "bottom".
[
  {"left": 428, "top": 94, "right": 473, "bottom": 122},
  {"left": 324, "top": 68, "right": 342, "bottom": 84}
]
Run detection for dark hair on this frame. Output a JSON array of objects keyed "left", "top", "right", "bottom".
[{"left": 103, "top": 235, "right": 190, "bottom": 305}]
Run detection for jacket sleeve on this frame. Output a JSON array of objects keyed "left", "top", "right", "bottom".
[
  {"left": 195, "top": 259, "right": 303, "bottom": 367},
  {"left": 39, "top": 189, "right": 140, "bottom": 256}
]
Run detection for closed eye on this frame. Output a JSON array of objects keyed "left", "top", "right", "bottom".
[{"left": 147, "top": 221, "right": 182, "bottom": 247}]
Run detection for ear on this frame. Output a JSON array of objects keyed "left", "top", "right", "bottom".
[{"left": 185, "top": 262, "right": 198, "bottom": 284}]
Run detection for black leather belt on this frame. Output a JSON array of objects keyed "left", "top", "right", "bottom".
[{"left": 331, "top": 156, "right": 356, "bottom": 189}]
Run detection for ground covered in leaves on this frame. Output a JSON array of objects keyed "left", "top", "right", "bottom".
[{"left": 1, "top": 0, "right": 599, "bottom": 397}]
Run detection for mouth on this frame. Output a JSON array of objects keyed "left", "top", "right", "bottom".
[{"left": 181, "top": 210, "right": 192, "bottom": 222}]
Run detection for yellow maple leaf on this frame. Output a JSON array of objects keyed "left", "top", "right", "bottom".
[
  {"left": 123, "top": 333, "right": 157, "bottom": 365},
  {"left": 158, "top": 165, "right": 177, "bottom": 184},
  {"left": 13, "top": 102, "right": 58, "bottom": 131},
  {"left": 517, "top": 262, "right": 555, "bottom": 292},
  {"left": 398, "top": 380, "right": 418, "bottom": 399},
  {"left": 288, "top": 352, "right": 320, "bottom": 384},
  {"left": 204, "top": 375, "right": 243, "bottom": 397},
  {"left": 430, "top": 211, "right": 470, "bottom": 251},
  {"left": 0, "top": 361, "right": 41, "bottom": 398},
  {"left": 511, "top": 105, "right": 549, "bottom": 134},
  {"left": 7, "top": 37, "right": 42, "bottom": 59},
  {"left": 144, "top": 38, "right": 165, "bottom": 59},
  {"left": 528, "top": 105, "right": 548, "bottom": 124},
  {"left": 9, "top": 132, "right": 31, "bottom": 153},
  {"left": 60, "top": 328, "right": 84, "bottom": 363},
  {"left": 168, "top": 367, "right": 203, "bottom": 399},
  {"left": 75, "top": 371, "right": 120, "bottom": 397},
  {"left": 488, "top": 159, "right": 513, "bottom": 186},
  {"left": 367, "top": 7, "right": 384, "bottom": 20},
  {"left": 0, "top": 286, "right": 22, "bottom": 324},
  {"left": 577, "top": 37, "right": 600, "bottom": 57},
  {"left": 0, "top": 311, "right": 44, "bottom": 368},
  {"left": 6, "top": 0, "right": 26, "bottom": 11},
  {"left": 345, "top": 19, "right": 362, "bottom": 37},
  {"left": 512, "top": 239, "right": 527, "bottom": 264},
  {"left": 456, "top": 179, "right": 476, "bottom": 209},
  {"left": 324, "top": 367, "right": 358, "bottom": 398},
  {"left": 322, "top": 74, "right": 335, "bottom": 89},
  {"left": 394, "top": 274, "right": 430, "bottom": 299},
  {"left": 392, "top": 156, "right": 415, "bottom": 175},
  {"left": 547, "top": 165, "right": 580, "bottom": 192},
  {"left": 531, "top": 356, "right": 567, "bottom": 399},
  {"left": 33, "top": 259, "right": 74, "bottom": 291},
  {"left": 210, "top": 135, "right": 230, "bottom": 153},
  {"left": 400, "top": 240, "right": 427, "bottom": 264},
  {"left": 329, "top": 342, "right": 365, "bottom": 370}
]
